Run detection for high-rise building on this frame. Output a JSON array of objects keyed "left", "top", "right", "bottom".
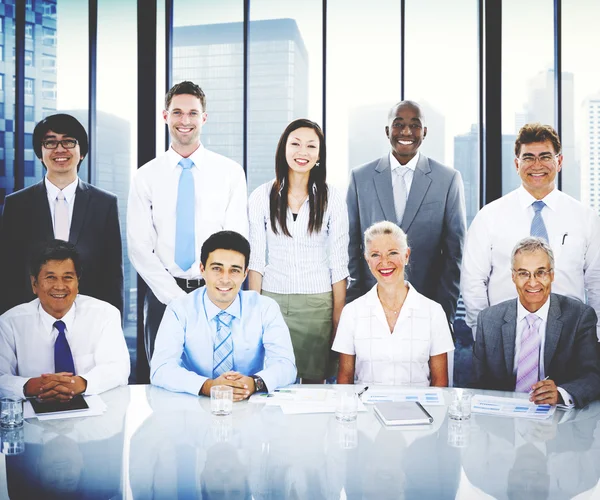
[
  {"left": 172, "top": 19, "right": 309, "bottom": 194},
  {"left": 453, "top": 125, "right": 479, "bottom": 227},
  {"left": 581, "top": 94, "right": 600, "bottom": 213},
  {"left": 0, "top": 0, "right": 58, "bottom": 204}
]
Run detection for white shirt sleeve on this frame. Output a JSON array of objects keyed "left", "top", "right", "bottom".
[
  {"left": 248, "top": 184, "right": 268, "bottom": 275},
  {"left": 332, "top": 303, "right": 357, "bottom": 355},
  {"left": 223, "top": 163, "right": 249, "bottom": 239},
  {"left": 327, "top": 186, "right": 350, "bottom": 285},
  {"left": 583, "top": 212, "right": 600, "bottom": 339},
  {"left": 429, "top": 302, "right": 455, "bottom": 357},
  {"left": 0, "top": 319, "right": 30, "bottom": 398}
]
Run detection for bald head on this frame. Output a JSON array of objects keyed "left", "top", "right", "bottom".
[{"left": 388, "top": 100, "right": 426, "bottom": 125}]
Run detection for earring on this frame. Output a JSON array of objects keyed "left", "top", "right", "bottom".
[{"left": 315, "top": 161, "right": 320, "bottom": 167}]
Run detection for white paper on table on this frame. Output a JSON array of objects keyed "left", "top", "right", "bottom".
[
  {"left": 24, "top": 395, "right": 107, "bottom": 421},
  {"left": 471, "top": 394, "right": 556, "bottom": 420},
  {"left": 362, "top": 387, "right": 445, "bottom": 406},
  {"left": 279, "top": 397, "right": 367, "bottom": 415},
  {"left": 249, "top": 388, "right": 332, "bottom": 405}
]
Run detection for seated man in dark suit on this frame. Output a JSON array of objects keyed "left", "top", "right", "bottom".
[
  {"left": 472, "top": 236, "right": 600, "bottom": 408},
  {"left": 0, "top": 114, "right": 123, "bottom": 316}
]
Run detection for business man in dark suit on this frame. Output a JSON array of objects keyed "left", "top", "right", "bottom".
[
  {"left": 346, "top": 100, "right": 466, "bottom": 322},
  {"left": 472, "top": 237, "right": 600, "bottom": 408},
  {"left": 0, "top": 114, "right": 123, "bottom": 316}
]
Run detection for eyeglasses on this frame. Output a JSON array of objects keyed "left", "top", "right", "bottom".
[
  {"left": 42, "top": 139, "right": 78, "bottom": 150},
  {"left": 517, "top": 154, "right": 559, "bottom": 166},
  {"left": 512, "top": 269, "right": 553, "bottom": 281},
  {"left": 167, "top": 110, "right": 203, "bottom": 119}
]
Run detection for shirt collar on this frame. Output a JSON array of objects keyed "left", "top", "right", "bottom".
[
  {"left": 202, "top": 288, "right": 242, "bottom": 322},
  {"left": 366, "top": 281, "right": 416, "bottom": 308},
  {"left": 38, "top": 298, "right": 77, "bottom": 336},
  {"left": 517, "top": 185, "right": 559, "bottom": 212},
  {"left": 389, "top": 151, "right": 420, "bottom": 172},
  {"left": 45, "top": 176, "right": 78, "bottom": 203},
  {"left": 167, "top": 144, "right": 204, "bottom": 170},
  {"left": 517, "top": 296, "right": 550, "bottom": 325}
]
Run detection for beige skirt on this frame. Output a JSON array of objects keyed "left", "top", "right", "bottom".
[{"left": 262, "top": 290, "right": 334, "bottom": 380}]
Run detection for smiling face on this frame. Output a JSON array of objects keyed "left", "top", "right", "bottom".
[
  {"left": 515, "top": 141, "right": 563, "bottom": 199},
  {"left": 31, "top": 258, "right": 79, "bottom": 319},
  {"left": 365, "top": 233, "right": 410, "bottom": 286},
  {"left": 200, "top": 249, "right": 248, "bottom": 310},
  {"left": 385, "top": 102, "right": 427, "bottom": 164},
  {"left": 163, "top": 93, "right": 207, "bottom": 156},
  {"left": 41, "top": 130, "right": 82, "bottom": 184},
  {"left": 512, "top": 249, "right": 554, "bottom": 313},
  {"left": 285, "top": 127, "right": 320, "bottom": 175}
]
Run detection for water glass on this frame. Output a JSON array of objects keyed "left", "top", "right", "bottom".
[
  {"left": 447, "top": 419, "right": 471, "bottom": 448},
  {"left": 448, "top": 390, "right": 472, "bottom": 421},
  {"left": 0, "top": 397, "right": 24, "bottom": 429},
  {"left": 335, "top": 389, "right": 358, "bottom": 422},
  {"left": 211, "top": 385, "right": 233, "bottom": 416},
  {"left": 1, "top": 426, "right": 25, "bottom": 455},
  {"left": 336, "top": 420, "right": 358, "bottom": 449}
]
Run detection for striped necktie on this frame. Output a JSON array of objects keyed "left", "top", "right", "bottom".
[
  {"left": 515, "top": 313, "right": 541, "bottom": 393},
  {"left": 530, "top": 200, "right": 549, "bottom": 242},
  {"left": 175, "top": 158, "right": 196, "bottom": 271},
  {"left": 213, "top": 311, "right": 234, "bottom": 378}
]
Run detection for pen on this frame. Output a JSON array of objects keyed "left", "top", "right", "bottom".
[
  {"left": 529, "top": 376, "right": 549, "bottom": 395},
  {"left": 357, "top": 386, "right": 369, "bottom": 398},
  {"left": 562, "top": 233, "right": 568, "bottom": 245}
]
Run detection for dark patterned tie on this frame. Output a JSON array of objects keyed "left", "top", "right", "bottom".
[{"left": 54, "top": 320, "right": 75, "bottom": 374}]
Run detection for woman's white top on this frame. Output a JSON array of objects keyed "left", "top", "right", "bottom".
[{"left": 332, "top": 283, "right": 454, "bottom": 386}]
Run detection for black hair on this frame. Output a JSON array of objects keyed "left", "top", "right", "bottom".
[
  {"left": 30, "top": 239, "right": 83, "bottom": 279},
  {"left": 33, "top": 114, "right": 89, "bottom": 171},
  {"left": 200, "top": 231, "right": 250, "bottom": 269}
]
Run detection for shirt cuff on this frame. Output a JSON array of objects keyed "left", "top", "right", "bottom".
[
  {"left": 557, "top": 387, "right": 575, "bottom": 408},
  {"left": 248, "top": 260, "right": 265, "bottom": 275},
  {"left": 330, "top": 267, "right": 350, "bottom": 285}
]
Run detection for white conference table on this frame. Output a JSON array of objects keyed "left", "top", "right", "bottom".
[{"left": 2, "top": 384, "right": 600, "bottom": 499}]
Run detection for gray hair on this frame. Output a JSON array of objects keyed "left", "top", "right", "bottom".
[
  {"left": 510, "top": 237, "right": 555, "bottom": 270},
  {"left": 364, "top": 221, "right": 408, "bottom": 254}
]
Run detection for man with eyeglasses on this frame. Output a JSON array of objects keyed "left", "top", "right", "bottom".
[
  {"left": 0, "top": 114, "right": 123, "bottom": 316},
  {"left": 472, "top": 237, "right": 600, "bottom": 408},
  {"left": 346, "top": 100, "right": 467, "bottom": 325},
  {"left": 462, "top": 123, "right": 600, "bottom": 342},
  {"left": 128, "top": 81, "right": 248, "bottom": 365}
]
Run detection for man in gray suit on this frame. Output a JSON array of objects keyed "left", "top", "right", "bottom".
[
  {"left": 346, "top": 100, "right": 466, "bottom": 321},
  {"left": 472, "top": 237, "right": 600, "bottom": 408}
]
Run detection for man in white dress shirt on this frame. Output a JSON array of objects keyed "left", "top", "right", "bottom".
[
  {"left": 0, "top": 240, "right": 130, "bottom": 400},
  {"left": 461, "top": 123, "right": 600, "bottom": 339},
  {"left": 128, "top": 81, "right": 248, "bottom": 363}
]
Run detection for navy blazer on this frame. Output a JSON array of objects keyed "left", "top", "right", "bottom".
[
  {"left": 346, "top": 153, "right": 466, "bottom": 321},
  {"left": 0, "top": 179, "right": 123, "bottom": 316},
  {"left": 472, "top": 294, "right": 600, "bottom": 408}
]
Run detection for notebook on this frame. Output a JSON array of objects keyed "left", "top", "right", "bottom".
[
  {"left": 373, "top": 401, "right": 434, "bottom": 426},
  {"left": 29, "top": 394, "right": 89, "bottom": 415}
]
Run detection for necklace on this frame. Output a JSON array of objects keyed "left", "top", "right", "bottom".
[
  {"left": 380, "top": 300, "right": 401, "bottom": 315},
  {"left": 288, "top": 191, "right": 308, "bottom": 204}
]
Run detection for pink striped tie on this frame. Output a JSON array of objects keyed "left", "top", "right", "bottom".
[{"left": 515, "top": 313, "right": 541, "bottom": 392}]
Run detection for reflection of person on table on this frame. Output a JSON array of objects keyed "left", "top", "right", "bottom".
[
  {"left": 472, "top": 237, "right": 600, "bottom": 408},
  {"left": 333, "top": 221, "right": 454, "bottom": 385},
  {"left": 0, "top": 240, "right": 130, "bottom": 401},
  {"left": 151, "top": 231, "right": 296, "bottom": 399}
]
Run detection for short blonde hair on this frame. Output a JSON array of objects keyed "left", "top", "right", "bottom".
[{"left": 364, "top": 221, "right": 408, "bottom": 254}]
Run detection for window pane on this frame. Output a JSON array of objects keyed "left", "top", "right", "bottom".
[
  {"left": 327, "top": 0, "right": 400, "bottom": 191},
  {"left": 502, "top": 0, "right": 554, "bottom": 194},
  {"left": 563, "top": 0, "right": 598, "bottom": 205},
  {"left": 247, "top": 0, "right": 323, "bottom": 193},
  {"left": 172, "top": 0, "right": 244, "bottom": 166},
  {"left": 0, "top": 13, "right": 14, "bottom": 204},
  {"left": 97, "top": 0, "right": 137, "bottom": 381}
]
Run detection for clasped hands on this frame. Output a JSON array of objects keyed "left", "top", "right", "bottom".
[
  {"left": 201, "top": 371, "right": 256, "bottom": 401},
  {"left": 24, "top": 372, "right": 87, "bottom": 402}
]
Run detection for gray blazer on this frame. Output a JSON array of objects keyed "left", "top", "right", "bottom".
[
  {"left": 472, "top": 294, "right": 600, "bottom": 408},
  {"left": 346, "top": 153, "right": 466, "bottom": 321}
]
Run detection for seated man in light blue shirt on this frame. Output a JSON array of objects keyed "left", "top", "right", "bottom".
[{"left": 150, "top": 230, "right": 296, "bottom": 399}]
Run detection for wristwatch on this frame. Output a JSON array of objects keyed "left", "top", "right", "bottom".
[{"left": 252, "top": 375, "right": 267, "bottom": 393}]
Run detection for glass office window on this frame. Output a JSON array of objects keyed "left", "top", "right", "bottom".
[
  {"left": 563, "top": 0, "right": 600, "bottom": 207},
  {"left": 405, "top": 0, "right": 479, "bottom": 227},
  {"left": 0, "top": 15, "right": 14, "bottom": 204},
  {"left": 502, "top": 0, "right": 554, "bottom": 194},
  {"left": 247, "top": 0, "right": 323, "bottom": 194},
  {"left": 42, "top": 27, "right": 56, "bottom": 46},
  {"left": 326, "top": 0, "right": 400, "bottom": 192},
  {"left": 172, "top": 1, "right": 244, "bottom": 166},
  {"left": 97, "top": 0, "right": 137, "bottom": 381}
]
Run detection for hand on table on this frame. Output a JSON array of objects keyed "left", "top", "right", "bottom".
[
  {"left": 529, "top": 378, "right": 561, "bottom": 406},
  {"left": 24, "top": 373, "right": 87, "bottom": 402},
  {"left": 201, "top": 371, "right": 256, "bottom": 401}
]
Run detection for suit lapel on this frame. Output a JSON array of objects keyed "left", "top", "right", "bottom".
[
  {"left": 69, "top": 179, "right": 90, "bottom": 245},
  {"left": 401, "top": 154, "right": 432, "bottom": 232},
  {"left": 373, "top": 155, "right": 398, "bottom": 222},
  {"left": 544, "top": 294, "right": 563, "bottom": 369},
  {"left": 502, "top": 300, "right": 518, "bottom": 376},
  {"left": 33, "top": 180, "right": 55, "bottom": 240}
]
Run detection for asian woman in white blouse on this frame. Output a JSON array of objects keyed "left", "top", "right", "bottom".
[
  {"left": 248, "top": 119, "right": 349, "bottom": 383},
  {"left": 332, "top": 221, "right": 454, "bottom": 386}
]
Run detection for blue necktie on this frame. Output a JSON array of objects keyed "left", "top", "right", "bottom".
[
  {"left": 175, "top": 158, "right": 196, "bottom": 271},
  {"left": 530, "top": 200, "right": 549, "bottom": 242},
  {"left": 213, "top": 311, "right": 234, "bottom": 378},
  {"left": 54, "top": 320, "right": 75, "bottom": 374}
]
